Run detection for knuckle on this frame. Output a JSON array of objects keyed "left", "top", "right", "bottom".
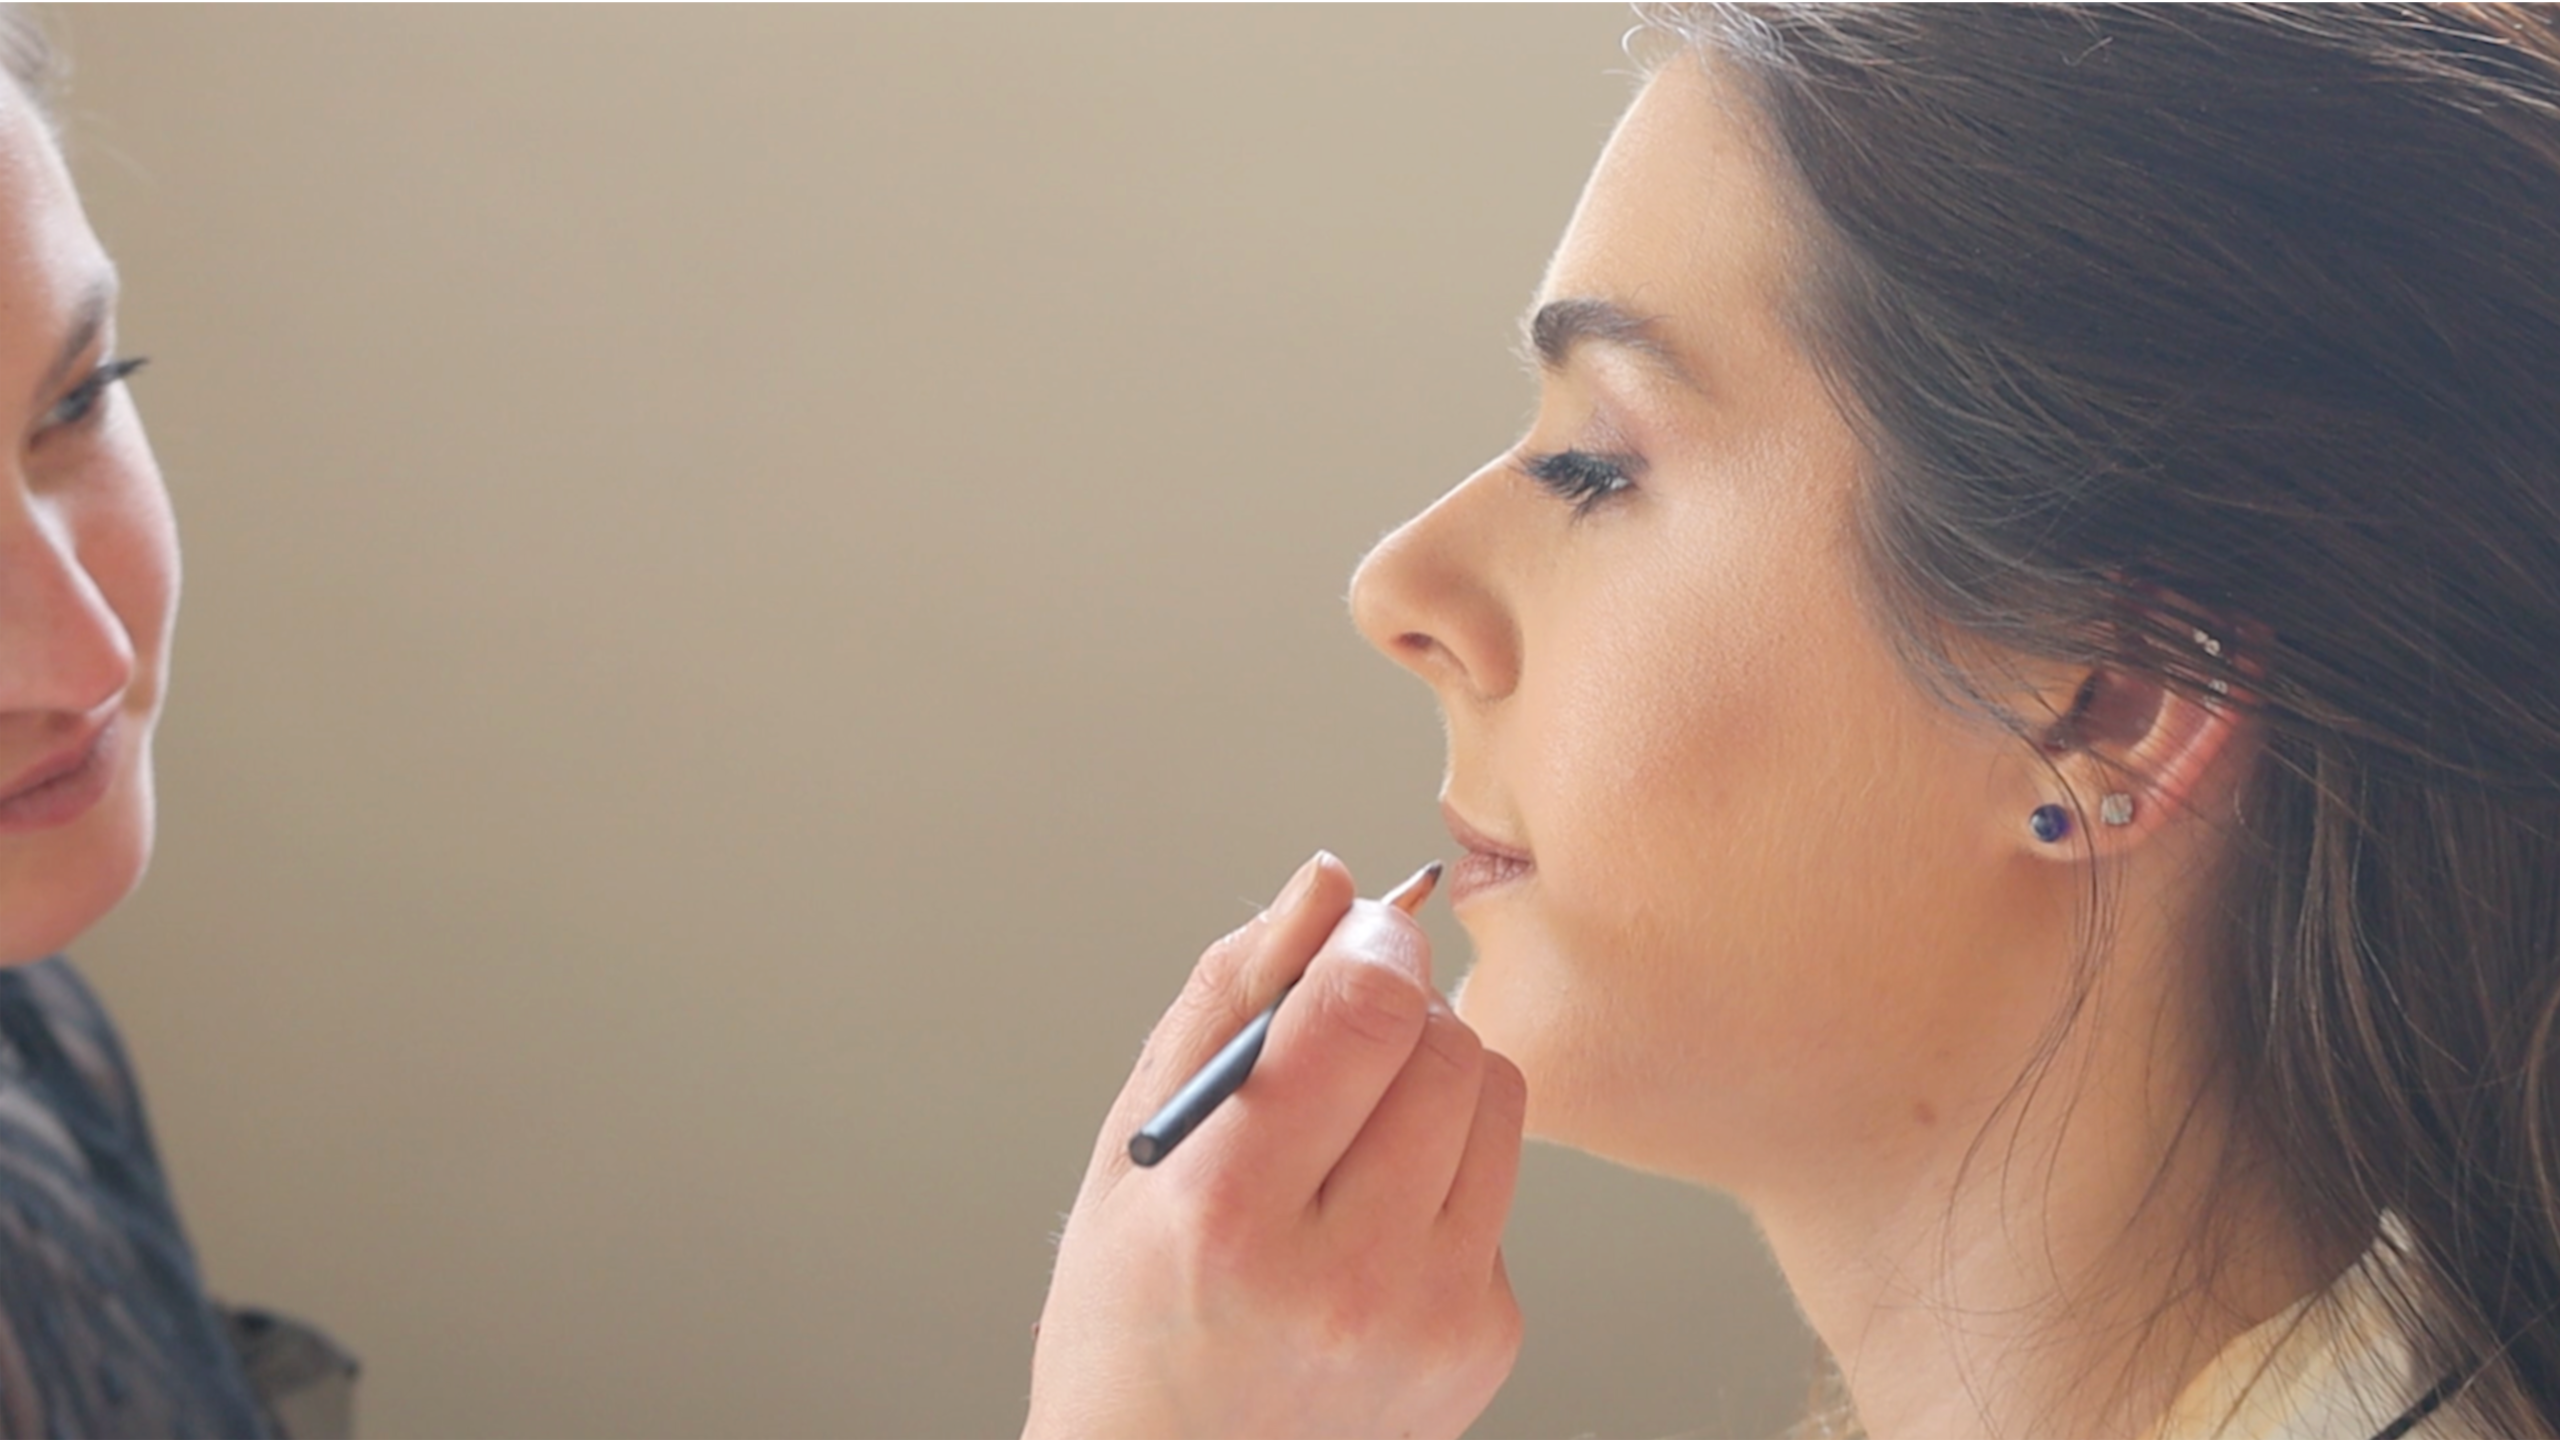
[
  {"left": 1412, "top": 1006, "right": 1484, "bottom": 1077},
  {"left": 1311, "top": 1286, "right": 1378, "bottom": 1359},
  {"left": 1314, "top": 958, "right": 1432, "bottom": 1050},
  {"left": 1176, "top": 1171, "right": 1263, "bottom": 1272},
  {"left": 1479, "top": 1051, "right": 1528, "bottom": 1117},
  {"left": 1146, "top": 918, "right": 1282, "bottom": 1052},
  {"left": 1133, "top": 994, "right": 1223, "bottom": 1089},
  {"left": 1486, "top": 1292, "right": 1526, "bottom": 1361},
  {"left": 1307, "top": 1249, "right": 1410, "bottom": 1359},
  {"left": 1201, "top": 915, "right": 1254, "bottom": 961},
  {"left": 1406, "top": 1271, "right": 1500, "bottom": 1369},
  {"left": 1157, "top": 973, "right": 1239, "bottom": 1044},
  {"left": 1190, "top": 915, "right": 1266, "bottom": 996}
]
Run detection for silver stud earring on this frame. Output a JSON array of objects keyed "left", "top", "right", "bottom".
[
  {"left": 2099, "top": 792, "right": 2136, "bottom": 826},
  {"left": 2194, "top": 627, "right": 2232, "bottom": 696}
]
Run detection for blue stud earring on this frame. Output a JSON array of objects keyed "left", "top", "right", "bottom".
[{"left": 2029, "top": 804, "right": 2072, "bottom": 843}]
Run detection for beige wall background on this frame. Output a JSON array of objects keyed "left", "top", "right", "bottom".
[{"left": 49, "top": 7, "right": 1809, "bottom": 1437}]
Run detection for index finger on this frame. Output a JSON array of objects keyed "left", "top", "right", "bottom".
[
  {"left": 1191, "top": 896, "right": 1440, "bottom": 1201},
  {"left": 1121, "top": 861, "right": 1444, "bottom": 1173},
  {"left": 1096, "top": 853, "right": 1359, "bottom": 1164}
]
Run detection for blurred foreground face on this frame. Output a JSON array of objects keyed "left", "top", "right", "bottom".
[
  {"left": 1352, "top": 56, "right": 2066, "bottom": 1193},
  {"left": 0, "top": 78, "right": 177, "bottom": 965}
]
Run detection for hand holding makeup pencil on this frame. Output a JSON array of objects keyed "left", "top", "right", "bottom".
[{"left": 1024, "top": 852, "right": 1527, "bottom": 1440}]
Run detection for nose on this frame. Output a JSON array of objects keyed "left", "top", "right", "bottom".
[
  {"left": 1349, "top": 461, "right": 1521, "bottom": 705},
  {"left": 0, "top": 483, "right": 133, "bottom": 719}
]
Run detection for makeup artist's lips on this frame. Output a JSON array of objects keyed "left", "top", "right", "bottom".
[
  {"left": 1442, "top": 802, "right": 1533, "bottom": 908},
  {"left": 0, "top": 716, "right": 117, "bottom": 834}
]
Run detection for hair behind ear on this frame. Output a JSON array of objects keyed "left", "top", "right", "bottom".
[{"left": 1654, "top": 4, "right": 2560, "bottom": 1433}]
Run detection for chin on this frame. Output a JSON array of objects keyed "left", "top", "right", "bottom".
[
  {"left": 0, "top": 750, "right": 155, "bottom": 966},
  {"left": 1451, "top": 936, "right": 1735, "bottom": 1182},
  {"left": 1450, "top": 948, "right": 1595, "bottom": 1143}
]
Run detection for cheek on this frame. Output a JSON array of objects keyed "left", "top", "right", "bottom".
[
  {"left": 1518, "top": 476, "right": 1814, "bottom": 886},
  {"left": 0, "top": 444, "right": 182, "bottom": 966},
  {"left": 1454, "top": 492, "right": 2022, "bottom": 1178},
  {"left": 1528, "top": 476, "right": 1849, "bottom": 944}
]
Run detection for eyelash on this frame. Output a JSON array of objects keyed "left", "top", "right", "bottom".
[
  {"left": 42, "top": 356, "right": 148, "bottom": 434},
  {"left": 1521, "top": 447, "right": 1637, "bottom": 516}
]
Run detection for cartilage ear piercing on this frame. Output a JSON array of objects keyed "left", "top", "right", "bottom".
[
  {"left": 2029, "top": 804, "right": 2072, "bottom": 843},
  {"left": 2193, "top": 627, "right": 2232, "bottom": 696},
  {"left": 2099, "top": 792, "right": 2136, "bottom": 826}
]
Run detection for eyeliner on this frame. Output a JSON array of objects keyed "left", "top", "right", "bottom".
[{"left": 1127, "top": 860, "right": 1444, "bottom": 1168}]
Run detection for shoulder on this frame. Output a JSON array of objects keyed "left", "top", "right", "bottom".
[{"left": 2151, "top": 1226, "right": 2474, "bottom": 1440}]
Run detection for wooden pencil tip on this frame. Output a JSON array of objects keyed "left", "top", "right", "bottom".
[{"left": 1385, "top": 860, "right": 1443, "bottom": 915}]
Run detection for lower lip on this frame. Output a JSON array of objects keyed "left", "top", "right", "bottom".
[
  {"left": 1447, "top": 849, "right": 1534, "bottom": 908},
  {"left": 0, "top": 722, "right": 116, "bottom": 834}
]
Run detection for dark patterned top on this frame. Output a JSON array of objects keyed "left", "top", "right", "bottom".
[{"left": 0, "top": 956, "right": 321, "bottom": 1439}]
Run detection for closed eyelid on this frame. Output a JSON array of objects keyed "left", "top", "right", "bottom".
[
  {"left": 1517, "top": 447, "right": 1645, "bottom": 477},
  {"left": 38, "top": 356, "right": 147, "bottom": 435},
  {"left": 1518, "top": 447, "right": 1641, "bottom": 516},
  {"left": 29, "top": 275, "right": 119, "bottom": 413}
]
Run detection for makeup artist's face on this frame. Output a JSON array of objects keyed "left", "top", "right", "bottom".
[
  {"left": 1350, "top": 57, "right": 2065, "bottom": 1194},
  {"left": 0, "top": 83, "right": 179, "bottom": 966}
]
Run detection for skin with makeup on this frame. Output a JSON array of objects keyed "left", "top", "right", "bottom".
[
  {"left": 1027, "top": 52, "right": 2266, "bottom": 1440},
  {"left": 0, "top": 90, "right": 173, "bottom": 965},
  {"left": 0, "top": 24, "right": 359, "bottom": 1439},
  {"left": 1027, "top": 7, "right": 2560, "bottom": 1439}
]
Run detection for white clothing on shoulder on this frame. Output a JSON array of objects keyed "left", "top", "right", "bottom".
[{"left": 2145, "top": 1225, "right": 2460, "bottom": 1440}]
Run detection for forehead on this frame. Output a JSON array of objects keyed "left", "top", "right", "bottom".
[
  {"left": 0, "top": 81, "right": 108, "bottom": 322},
  {"left": 1537, "top": 54, "right": 1810, "bottom": 394}
]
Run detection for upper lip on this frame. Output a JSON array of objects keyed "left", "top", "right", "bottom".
[
  {"left": 0, "top": 717, "right": 112, "bottom": 803},
  {"left": 1442, "top": 800, "right": 1531, "bottom": 864}
]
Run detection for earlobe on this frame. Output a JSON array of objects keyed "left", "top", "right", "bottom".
[{"left": 2028, "top": 803, "right": 2073, "bottom": 844}]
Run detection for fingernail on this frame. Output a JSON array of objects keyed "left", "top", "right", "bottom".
[{"left": 1275, "top": 850, "right": 1331, "bottom": 914}]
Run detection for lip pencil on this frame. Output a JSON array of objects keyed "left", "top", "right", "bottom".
[{"left": 1127, "top": 860, "right": 1444, "bottom": 1169}]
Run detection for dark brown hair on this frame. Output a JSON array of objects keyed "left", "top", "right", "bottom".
[{"left": 1649, "top": 4, "right": 2560, "bottom": 1435}]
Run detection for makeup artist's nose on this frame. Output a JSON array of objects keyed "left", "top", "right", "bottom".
[
  {"left": 1350, "top": 466, "right": 1520, "bottom": 705},
  {"left": 0, "top": 481, "right": 134, "bottom": 718}
]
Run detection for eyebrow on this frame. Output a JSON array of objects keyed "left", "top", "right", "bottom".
[
  {"left": 1523, "top": 296, "right": 1697, "bottom": 389},
  {"left": 35, "top": 271, "right": 119, "bottom": 403}
]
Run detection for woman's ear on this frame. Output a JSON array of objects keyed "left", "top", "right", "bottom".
[{"left": 2021, "top": 659, "right": 2250, "bottom": 858}]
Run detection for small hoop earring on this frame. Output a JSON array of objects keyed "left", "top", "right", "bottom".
[
  {"left": 2029, "top": 804, "right": 2072, "bottom": 843},
  {"left": 2099, "top": 793, "right": 2136, "bottom": 826}
]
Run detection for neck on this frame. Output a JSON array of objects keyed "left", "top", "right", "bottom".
[{"left": 1745, "top": 979, "right": 2331, "bottom": 1440}]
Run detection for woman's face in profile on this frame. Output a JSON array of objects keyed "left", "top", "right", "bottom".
[
  {"left": 0, "top": 82, "right": 177, "bottom": 966},
  {"left": 1351, "top": 56, "right": 2070, "bottom": 1193}
]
